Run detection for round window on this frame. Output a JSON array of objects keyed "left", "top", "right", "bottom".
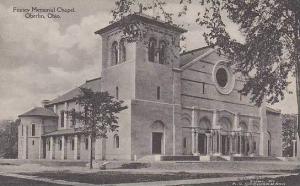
[
  {"left": 216, "top": 68, "right": 228, "bottom": 87},
  {"left": 213, "top": 61, "right": 235, "bottom": 95}
]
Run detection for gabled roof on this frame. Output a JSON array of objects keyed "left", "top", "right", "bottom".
[
  {"left": 180, "top": 46, "right": 214, "bottom": 67},
  {"left": 47, "top": 77, "right": 101, "bottom": 105},
  {"left": 19, "top": 107, "right": 58, "bottom": 118},
  {"left": 266, "top": 106, "right": 281, "bottom": 114},
  {"left": 95, "top": 13, "right": 187, "bottom": 35}
]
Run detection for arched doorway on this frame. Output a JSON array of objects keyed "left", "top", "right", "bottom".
[
  {"left": 181, "top": 117, "right": 192, "bottom": 155},
  {"left": 151, "top": 121, "right": 165, "bottom": 155},
  {"left": 219, "top": 117, "right": 231, "bottom": 155},
  {"left": 240, "top": 122, "right": 248, "bottom": 155},
  {"left": 198, "top": 118, "right": 211, "bottom": 155}
]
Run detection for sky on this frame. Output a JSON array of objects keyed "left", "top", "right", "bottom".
[{"left": 0, "top": 0, "right": 297, "bottom": 120}]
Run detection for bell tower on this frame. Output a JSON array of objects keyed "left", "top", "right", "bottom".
[{"left": 95, "top": 13, "right": 186, "bottom": 102}]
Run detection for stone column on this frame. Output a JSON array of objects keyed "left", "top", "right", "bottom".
[
  {"left": 64, "top": 102, "right": 68, "bottom": 129},
  {"left": 50, "top": 136, "right": 54, "bottom": 160},
  {"left": 259, "top": 104, "right": 267, "bottom": 156},
  {"left": 74, "top": 135, "right": 78, "bottom": 160},
  {"left": 61, "top": 136, "right": 65, "bottom": 160},
  {"left": 293, "top": 139, "right": 297, "bottom": 158},
  {"left": 191, "top": 106, "right": 197, "bottom": 154},
  {"left": 206, "top": 133, "right": 210, "bottom": 155},
  {"left": 23, "top": 126, "right": 27, "bottom": 159},
  {"left": 218, "top": 131, "right": 222, "bottom": 154}
]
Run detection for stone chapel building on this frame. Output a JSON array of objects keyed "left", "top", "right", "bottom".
[{"left": 18, "top": 13, "right": 282, "bottom": 161}]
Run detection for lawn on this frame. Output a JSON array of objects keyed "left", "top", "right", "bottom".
[
  {"left": 20, "top": 171, "right": 267, "bottom": 185},
  {"left": 0, "top": 175, "right": 67, "bottom": 186},
  {"left": 184, "top": 173, "right": 299, "bottom": 186}
]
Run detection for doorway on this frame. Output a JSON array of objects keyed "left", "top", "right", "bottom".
[
  {"left": 152, "top": 132, "right": 163, "bottom": 154},
  {"left": 198, "top": 133, "right": 207, "bottom": 154}
]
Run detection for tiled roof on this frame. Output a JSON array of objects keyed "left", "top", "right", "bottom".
[
  {"left": 180, "top": 46, "right": 212, "bottom": 67},
  {"left": 19, "top": 107, "right": 58, "bottom": 117},
  {"left": 47, "top": 77, "right": 101, "bottom": 105},
  {"left": 43, "top": 128, "right": 77, "bottom": 136}
]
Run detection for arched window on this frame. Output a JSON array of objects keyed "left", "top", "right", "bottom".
[
  {"left": 112, "top": 41, "right": 119, "bottom": 65},
  {"left": 119, "top": 39, "right": 126, "bottom": 62},
  {"left": 114, "top": 135, "right": 120, "bottom": 148},
  {"left": 159, "top": 40, "right": 167, "bottom": 64},
  {"left": 148, "top": 38, "right": 156, "bottom": 62},
  {"left": 85, "top": 138, "right": 89, "bottom": 150},
  {"left": 116, "top": 86, "right": 119, "bottom": 99}
]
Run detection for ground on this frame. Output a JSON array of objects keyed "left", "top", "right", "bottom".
[{"left": 0, "top": 159, "right": 299, "bottom": 185}]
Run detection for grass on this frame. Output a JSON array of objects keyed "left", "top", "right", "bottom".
[
  {"left": 184, "top": 172, "right": 300, "bottom": 186},
  {"left": 0, "top": 175, "right": 67, "bottom": 186},
  {"left": 20, "top": 171, "right": 265, "bottom": 184}
]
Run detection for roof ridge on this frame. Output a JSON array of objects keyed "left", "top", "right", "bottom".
[
  {"left": 180, "top": 46, "right": 212, "bottom": 56},
  {"left": 86, "top": 77, "right": 101, "bottom": 83}
]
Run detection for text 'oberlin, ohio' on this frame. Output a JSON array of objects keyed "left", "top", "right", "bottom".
[{"left": 13, "top": 7, "right": 75, "bottom": 19}]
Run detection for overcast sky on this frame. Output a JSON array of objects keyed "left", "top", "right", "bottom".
[{"left": 0, "top": 0, "right": 297, "bottom": 120}]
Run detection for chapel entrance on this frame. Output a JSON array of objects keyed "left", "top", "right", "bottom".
[
  {"left": 198, "top": 133, "right": 207, "bottom": 154},
  {"left": 152, "top": 132, "right": 163, "bottom": 154}
]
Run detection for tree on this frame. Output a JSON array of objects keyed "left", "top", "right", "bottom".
[
  {"left": 70, "top": 88, "right": 127, "bottom": 169},
  {"left": 282, "top": 114, "right": 297, "bottom": 157},
  {"left": 111, "top": 0, "right": 300, "bottom": 136},
  {"left": 0, "top": 119, "right": 19, "bottom": 158}
]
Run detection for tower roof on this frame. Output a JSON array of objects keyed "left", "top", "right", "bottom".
[
  {"left": 95, "top": 13, "right": 187, "bottom": 35},
  {"left": 19, "top": 107, "right": 58, "bottom": 118}
]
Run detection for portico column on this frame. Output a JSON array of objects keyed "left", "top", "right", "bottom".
[
  {"left": 50, "top": 136, "right": 54, "bottom": 160},
  {"left": 61, "top": 136, "right": 65, "bottom": 160},
  {"left": 191, "top": 106, "right": 197, "bottom": 154},
  {"left": 206, "top": 133, "right": 210, "bottom": 155},
  {"left": 233, "top": 113, "right": 239, "bottom": 155},
  {"left": 74, "top": 135, "right": 78, "bottom": 160},
  {"left": 218, "top": 131, "right": 222, "bottom": 154},
  {"left": 293, "top": 139, "right": 297, "bottom": 158}
]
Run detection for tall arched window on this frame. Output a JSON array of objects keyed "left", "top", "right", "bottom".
[
  {"left": 114, "top": 135, "right": 119, "bottom": 148},
  {"left": 119, "top": 39, "right": 126, "bottom": 62},
  {"left": 112, "top": 41, "right": 119, "bottom": 65},
  {"left": 148, "top": 38, "right": 156, "bottom": 62},
  {"left": 159, "top": 40, "right": 167, "bottom": 64}
]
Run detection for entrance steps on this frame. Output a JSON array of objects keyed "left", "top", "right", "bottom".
[{"left": 231, "top": 156, "right": 281, "bottom": 161}]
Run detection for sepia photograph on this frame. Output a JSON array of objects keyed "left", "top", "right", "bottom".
[{"left": 0, "top": 0, "right": 300, "bottom": 185}]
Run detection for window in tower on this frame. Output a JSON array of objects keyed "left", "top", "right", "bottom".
[
  {"left": 159, "top": 40, "right": 167, "bottom": 64},
  {"left": 148, "top": 38, "right": 156, "bottom": 62},
  {"left": 157, "top": 86, "right": 160, "bottom": 100},
  {"left": 31, "top": 124, "right": 35, "bottom": 136},
  {"left": 114, "top": 134, "right": 120, "bottom": 148},
  {"left": 112, "top": 41, "right": 119, "bottom": 65},
  {"left": 116, "top": 86, "right": 119, "bottom": 99},
  {"left": 119, "top": 39, "right": 126, "bottom": 62}
]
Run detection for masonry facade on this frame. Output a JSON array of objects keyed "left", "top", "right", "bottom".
[{"left": 18, "top": 13, "right": 282, "bottom": 161}]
